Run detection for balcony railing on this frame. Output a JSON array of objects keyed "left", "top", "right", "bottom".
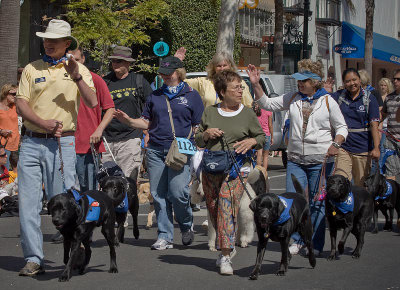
[
  {"left": 239, "top": 7, "right": 274, "bottom": 46},
  {"left": 316, "top": 0, "right": 341, "bottom": 26},
  {"left": 284, "top": 0, "right": 304, "bottom": 15}
]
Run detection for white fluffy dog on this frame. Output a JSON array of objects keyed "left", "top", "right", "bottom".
[{"left": 191, "top": 166, "right": 269, "bottom": 250}]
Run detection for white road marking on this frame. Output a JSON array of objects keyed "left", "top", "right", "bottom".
[{"left": 268, "top": 174, "right": 286, "bottom": 179}]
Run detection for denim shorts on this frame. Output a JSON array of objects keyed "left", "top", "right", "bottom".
[{"left": 263, "top": 135, "right": 271, "bottom": 151}]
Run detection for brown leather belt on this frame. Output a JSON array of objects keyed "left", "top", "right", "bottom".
[{"left": 25, "top": 130, "right": 75, "bottom": 139}]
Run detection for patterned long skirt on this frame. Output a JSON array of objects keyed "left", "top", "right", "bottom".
[{"left": 201, "top": 171, "right": 248, "bottom": 250}]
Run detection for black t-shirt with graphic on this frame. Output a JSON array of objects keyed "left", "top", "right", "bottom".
[{"left": 103, "top": 71, "right": 153, "bottom": 142}]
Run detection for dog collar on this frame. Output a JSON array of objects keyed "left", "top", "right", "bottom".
[
  {"left": 273, "top": 197, "right": 293, "bottom": 226},
  {"left": 115, "top": 192, "right": 129, "bottom": 213},
  {"left": 375, "top": 181, "right": 393, "bottom": 201},
  {"left": 331, "top": 192, "right": 354, "bottom": 214}
]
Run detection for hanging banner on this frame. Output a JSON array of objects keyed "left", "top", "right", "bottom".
[{"left": 239, "top": 0, "right": 259, "bottom": 9}]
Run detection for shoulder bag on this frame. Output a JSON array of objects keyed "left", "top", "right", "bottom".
[{"left": 164, "top": 96, "right": 192, "bottom": 171}]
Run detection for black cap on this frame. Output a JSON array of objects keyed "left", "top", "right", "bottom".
[{"left": 158, "top": 56, "right": 183, "bottom": 75}]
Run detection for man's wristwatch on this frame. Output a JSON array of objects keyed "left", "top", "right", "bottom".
[
  {"left": 332, "top": 141, "right": 341, "bottom": 149},
  {"left": 72, "top": 74, "right": 83, "bottom": 82}
]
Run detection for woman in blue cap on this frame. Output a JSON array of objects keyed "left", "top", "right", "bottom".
[
  {"left": 247, "top": 59, "right": 348, "bottom": 256},
  {"left": 114, "top": 56, "right": 204, "bottom": 250}
]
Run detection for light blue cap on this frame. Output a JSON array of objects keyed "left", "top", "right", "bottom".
[{"left": 291, "top": 70, "right": 322, "bottom": 81}]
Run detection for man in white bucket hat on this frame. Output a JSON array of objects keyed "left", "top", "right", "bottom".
[{"left": 16, "top": 19, "right": 97, "bottom": 276}]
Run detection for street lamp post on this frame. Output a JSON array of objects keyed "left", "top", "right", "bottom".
[{"left": 302, "top": 0, "right": 310, "bottom": 59}]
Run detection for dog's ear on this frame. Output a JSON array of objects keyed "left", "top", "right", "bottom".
[
  {"left": 74, "top": 197, "right": 87, "bottom": 225},
  {"left": 47, "top": 198, "right": 54, "bottom": 215},
  {"left": 291, "top": 174, "right": 304, "bottom": 195},
  {"left": 249, "top": 198, "right": 257, "bottom": 212},
  {"left": 344, "top": 177, "right": 351, "bottom": 192},
  {"left": 248, "top": 169, "right": 267, "bottom": 196}
]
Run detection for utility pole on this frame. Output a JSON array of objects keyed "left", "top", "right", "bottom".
[{"left": 302, "top": 0, "right": 310, "bottom": 59}]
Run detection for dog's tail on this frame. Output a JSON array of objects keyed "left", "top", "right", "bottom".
[{"left": 291, "top": 174, "right": 304, "bottom": 195}]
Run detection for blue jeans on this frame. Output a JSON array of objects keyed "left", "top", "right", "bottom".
[
  {"left": 146, "top": 146, "right": 193, "bottom": 242},
  {"left": 18, "top": 135, "right": 76, "bottom": 265},
  {"left": 76, "top": 153, "right": 98, "bottom": 192},
  {"left": 286, "top": 161, "right": 333, "bottom": 252}
]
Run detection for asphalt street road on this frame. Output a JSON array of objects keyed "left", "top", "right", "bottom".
[{"left": 0, "top": 157, "right": 399, "bottom": 290}]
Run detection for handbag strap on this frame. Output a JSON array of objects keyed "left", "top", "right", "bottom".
[{"left": 165, "top": 96, "right": 192, "bottom": 139}]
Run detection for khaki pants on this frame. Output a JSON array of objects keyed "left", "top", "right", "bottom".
[
  {"left": 335, "top": 148, "right": 372, "bottom": 187},
  {"left": 102, "top": 137, "right": 142, "bottom": 180}
]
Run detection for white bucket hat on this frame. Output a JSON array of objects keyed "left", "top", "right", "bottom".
[{"left": 36, "top": 19, "right": 78, "bottom": 50}]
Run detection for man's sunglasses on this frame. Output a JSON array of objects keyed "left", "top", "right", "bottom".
[
  {"left": 111, "top": 59, "right": 123, "bottom": 64},
  {"left": 8, "top": 92, "right": 16, "bottom": 96},
  {"left": 393, "top": 78, "right": 400, "bottom": 82},
  {"left": 0, "top": 152, "right": 7, "bottom": 158}
]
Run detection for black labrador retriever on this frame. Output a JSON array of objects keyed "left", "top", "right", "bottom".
[
  {"left": 47, "top": 189, "right": 118, "bottom": 282},
  {"left": 249, "top": 174, "right": 316, "bottom": 280},
  {"left": 325, "top": 175, "right": 373, "bottom": 260},
  {"left": 364, "top": 171, "right": 400, "bottom": 233},
  {"left": 99, "top": 175, "right": 140, "bottom": 243}
]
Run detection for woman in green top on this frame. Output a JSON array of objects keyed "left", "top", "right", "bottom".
[{"left": 195, "top": 71, "right": 265, "bottom": 275}]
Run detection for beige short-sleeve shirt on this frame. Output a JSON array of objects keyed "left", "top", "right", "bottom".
[{"left": 17, "top": 59, "right": 95, "bottom": 133}]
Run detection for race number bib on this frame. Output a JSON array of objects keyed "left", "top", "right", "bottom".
[{"left": 176, "top": 137, "right": 197, "bottom": 155}]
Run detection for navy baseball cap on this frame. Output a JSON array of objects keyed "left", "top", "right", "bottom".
[
  {"left": 158, "top": 56, "right": 183, "bottom": 75},
  {"left": 291, "top": 70, "right": 322, "bottom": 81}
]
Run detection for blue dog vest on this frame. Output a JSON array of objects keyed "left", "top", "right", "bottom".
[
  {"left": 375, "top": 181, "right": 393, "bottom": 201},
  {"left": 273, "top": 197, "right": 293, "bottom": 226},
  {"left": 71, "top": 188, "right": 100, "bottom": 223},
  {"left": 332, "top": 192, "right": 354, "bottom": 214},
  {"left": 115, "top": 192, "right": 129, "bottom": 213}
]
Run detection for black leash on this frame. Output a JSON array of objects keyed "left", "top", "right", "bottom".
[
  {"left": 90, "top": 143, "right": 101, "bottom": 177},
  {"left": 221, "top": 134, "right": 254, "bottom": 201}
]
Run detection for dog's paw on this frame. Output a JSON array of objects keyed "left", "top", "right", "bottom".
[
  {"left": 109, "top": 267, "right": 118, "bottom": 273},
  {"left": 249, "top": 273, "right": 258, "bottom": 280},
  {"left": 338, "top": 242, "right": 344, "bottom": 254},
  {"left": 383, "top": 223, "right": 393, "bottom": 232},
  {"left": 276, "top": 270, "right": 286, "bottom": 276},
  {"left": 133, "top": 229, "right": 139, "bottom": 240},
  {"left": 351, "top": 251, "right": 361, "bottom": 259},
  {"left": 78, "top": 266, "right": 86, "bottom": 275},
  {"left": 58, "top": 274, "right": 69, "bottom": 282},
  {"left": 327, "top": 253, "right": 336, "bottom": 261},
  {"left": 239, "top": 241, "right": 248, "bottom": 248}
]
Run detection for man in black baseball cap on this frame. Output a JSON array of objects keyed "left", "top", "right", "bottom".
[{"left": 158, "top": 56, "right": 183, "bottom": 75}]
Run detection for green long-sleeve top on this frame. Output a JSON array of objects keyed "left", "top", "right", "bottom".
[{"left": 195, "top": 104, "right": 266, "bottom": 152}]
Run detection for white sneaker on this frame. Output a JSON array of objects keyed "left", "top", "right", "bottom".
[
  {"left": 289, "top": 242, "right": 304, "bottom": 255},
  {"left": 151, "top": 239, "right": 173, "bottom": 250},
  {"left": 219, "top": 256, "right": 233, "bottom": 275},
  {"left": 201, "top": 219, "right": 208, "bottom": 231},
  {"left": 216, "top": 248, "right": 237, "bottom": 267}
]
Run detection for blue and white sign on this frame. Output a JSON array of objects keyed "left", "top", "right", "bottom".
[
  {"left": 153, "top": 41, "right": 169, "bottom": 57},
  {"left": 334, "top": 44, "right": 358, "bottom": 55},
  {"left": 176, "top": 137, "right": 197, "bottom": 155}
]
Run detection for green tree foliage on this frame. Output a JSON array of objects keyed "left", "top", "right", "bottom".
[
  {"left": 64, "top": 0, "right": 169, "bottom": 74},
  {"left": 137, "top": 0, "right": 241, "bottom": 74},
  {"left": 163, "top": 0, "right": 241, "bottom": 72}
]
